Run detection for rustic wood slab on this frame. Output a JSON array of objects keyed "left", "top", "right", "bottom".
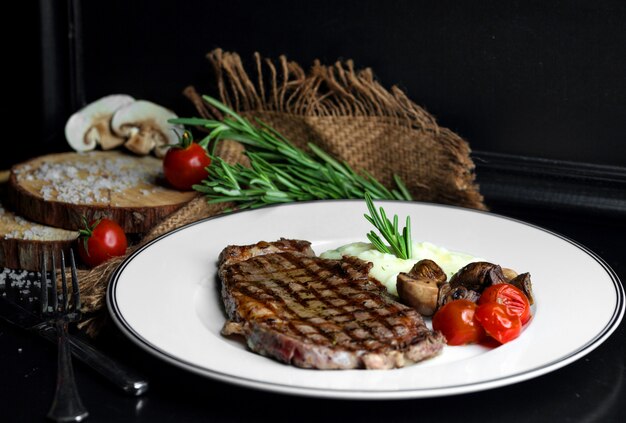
[
  {"left": 0, "top": 200, "right": 78, "bottom": 270},
  {"left": 6, "top": 151, "right": 198, "bottom": 233}
]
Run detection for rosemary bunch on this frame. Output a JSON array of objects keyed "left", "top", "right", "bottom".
[{"left": 170, "top": 95, "right": 412, "bottom": 209}]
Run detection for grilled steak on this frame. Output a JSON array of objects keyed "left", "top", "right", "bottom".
[{"left": 218, "top": 239, "right": 445, "bottom": 370}]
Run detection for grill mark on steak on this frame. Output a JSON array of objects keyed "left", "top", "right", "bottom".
[
  {"left": 281, "top": 253, "right": 385, "bottom": 344},
  {"left": 298, "top": 256, "right": 407, "bottom": 344},
  {"left": 238, "top": 255, "right": 333, "bottom": 343},
  {"left": 219, "top": 238, "right": 445, "bottom": 369},
  {"left": 260, "top": 252, "right": 396, "bottom": 348},
  {"left": 234, "top": 254, "right": 354, "bottom": 345}
]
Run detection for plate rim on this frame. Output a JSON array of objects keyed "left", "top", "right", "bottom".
[{"left": 106, "top": 200, "right": 625, "bottom": 399}]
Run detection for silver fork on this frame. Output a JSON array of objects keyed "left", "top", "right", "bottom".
[{"left": 40, "top": 250, "right": 89, "bottom": 422}]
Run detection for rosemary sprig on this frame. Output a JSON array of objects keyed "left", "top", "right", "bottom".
[
  {"left": 170, "top": 95, "right": 412, "bottom": 209},
  {"left": 363, "top": 192, "right": 412, "bottom": 259}
]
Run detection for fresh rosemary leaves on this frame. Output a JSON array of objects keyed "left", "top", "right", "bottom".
[
  {"left": 363, "top": 192, "right": 412, "bottom": 259},
  {"left": 170, "top": 95, "right": 412, "bottom": 209}
]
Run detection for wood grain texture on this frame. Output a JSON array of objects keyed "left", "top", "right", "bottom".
[
  {"left": 6, "top": 151, "right": 199, "bottom": 233},
  {"left": 0, "top": 237, "right": 78, "bottom": 271},
  {"left": 0, "top": 201, "right": 78, "bottom": 270}
]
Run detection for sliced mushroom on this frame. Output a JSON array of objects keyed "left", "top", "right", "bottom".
[
  {"left": 396, "top": 260, "right": 445, "bottom": 316},
  {"left": 509, "top": 272, "right": 535, "bottom": 305},
  {"left": 123, "top": 127, "right": 156, "bottom": 155},
  {"left": 449, "top": 262, "right": 507, "bottom": 292},
  {"left": 65, "top": 94, "right": 135, "bottom": 152},
  {"left": 111, "top": 100, "right": 182, "bottom": 157}
]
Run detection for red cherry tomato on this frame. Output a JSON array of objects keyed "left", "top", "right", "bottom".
[
  {"left": 475, "top": 302, "right": 522, "bottom": 344},
  {"left": 479, "top": 284, "right": 531, "bottom": 324},
  {"left": 78, "top": 219, "right": 128, "bottom": 267},
  {"left": 432, "top": 300, "right": 485, "bottom": 346},
  {"left": 163, "top": 131, "right": 211, "bottom": 191}
]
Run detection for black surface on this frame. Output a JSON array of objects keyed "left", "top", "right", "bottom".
[
  {"left": 76, "top": 0, "right": 626, "bottom": 167},
  {"left": 1, "top": 206, "right": 624, "bottom": 422},
  {"left": 474, "top": 150, "right": 626, "bottom": 216},
  {"left": 12, "top": 0, "right": 626, "bottom": 171}
]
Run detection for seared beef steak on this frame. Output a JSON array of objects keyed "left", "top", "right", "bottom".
[{"left": 218, "top": 239, "right": 445, "bottom": 370}]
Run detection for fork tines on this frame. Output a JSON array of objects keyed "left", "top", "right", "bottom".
[
  {"left": 39, "top": 250, "right": 81, "bottom": 319},
  {"left": 69, "top": 250, "right": 81, "bottom": 312}
]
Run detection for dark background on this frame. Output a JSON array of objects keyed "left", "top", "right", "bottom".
[
  {"left": 15, "top": 0, "right": 626, "bottom": 172},
  {"left": 3, "top": 3, "right": 625, "bottom": 421}
]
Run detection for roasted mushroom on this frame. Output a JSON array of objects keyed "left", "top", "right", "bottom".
[
  {"left": 437, "top": 283, "right": 451, "bottom": 308},
  {"left": 396, "top": 259, "right": 446, "bottom": 316},
  {"left": 449, "top": 262, "right": 507, "bottom": 292},
  {"left": 438, "top": 285, "right": 481, "bottom": 307},
  {"left": 502, "top": 267, "right": 519, "bottom": 281},
  {"left": 409, "top": 259, "right": 447, "bottom": 285}
]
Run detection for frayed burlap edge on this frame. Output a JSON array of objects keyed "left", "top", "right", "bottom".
[
  {"left": 200, "top": 49, "right": 439, "bottom": 130},
  {"left": 184, "top": 48, "right": 484, "bottom": 209}
]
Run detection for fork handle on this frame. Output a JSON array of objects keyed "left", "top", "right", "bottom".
[
  {"left": 48, "top": 320, "right": 89, "bottom": 422},
  {"left": 39, "top": 326, "right": 149, "bottom": 396}
]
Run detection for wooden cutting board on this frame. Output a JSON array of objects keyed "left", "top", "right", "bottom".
[
  {"left": 6, "top": 151, "right": 198, "bottom": 233},
  {"left": 0, "top": 199, "right": 78, "bottom": 270}
]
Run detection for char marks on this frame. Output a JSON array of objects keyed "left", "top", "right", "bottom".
[{"left": 219, "top": 239, "right": 445, "bottom": 369}]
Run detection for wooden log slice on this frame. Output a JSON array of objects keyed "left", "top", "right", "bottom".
[
  {"left": 7, "top": 151, "right": 198, "bottom": 233},
  {"left": 0, "top": 200, "right": 78, "bottom": 270}
]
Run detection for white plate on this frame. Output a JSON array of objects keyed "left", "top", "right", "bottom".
[{"left": 107, "top": 200, "right": 624, "bottom": 399}]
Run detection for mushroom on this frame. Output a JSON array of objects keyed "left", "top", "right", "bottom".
[
  {"left": 396, "top": 259, "right": 446, "bottom": 316},
  {"left": 408, "top": 258, "right": 447, "bottom": 284},
  {"left": 502, "top": 267, "right": 519, "bottom": 281},
  {"left": 438, "top": 285, "right": 481, "bottom": 307},
  {"left": 449, "top": 262, "right": 507, "bottom": 292},
  {"left": 65, "top": 94, "right": 135, "bottom": 152},
  {"left": 111, "top": 100, "right": 181, "bottom": 156}
]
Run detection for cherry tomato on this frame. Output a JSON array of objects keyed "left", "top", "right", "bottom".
[
  {"left": 475, "top": 302, "right": 521, "bottom": 344},
  {"left": 479, "top": 284, "right": 531, "bottom": 324},
  {"left": 432, "top": 299, "right": 485, "bottom": 346},
  {"left": 78, "top": 218, "right": 128, "bottom": 267},
  {"left": 163, "top": 130, "right": 211, "bottom": 191}
]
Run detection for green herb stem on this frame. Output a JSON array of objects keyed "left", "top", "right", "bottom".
[
  {"left": 170, "top": 95, "right": 412, "bottom": 209},
  {"left": 363, "top": 193, "right": 413, "bottom": 259}
]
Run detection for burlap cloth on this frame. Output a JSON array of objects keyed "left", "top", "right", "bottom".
[{"left": 76, "top": 49, "right": 485, "bottom": 336}]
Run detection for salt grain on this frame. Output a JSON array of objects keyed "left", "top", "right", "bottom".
[
  {"left": 16, "top": 152, "right": 161, "bottom": 205},
  {"left": 1, "top": 201, "right": 77, "bottom": 241}
]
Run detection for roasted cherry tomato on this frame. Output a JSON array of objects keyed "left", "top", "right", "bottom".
[
  {"left": 163, "top": 130, "right": 211, "bottom": 191},
  {"left": 479, "top": 284, "right": 531, "bottom": 324},
  {"left": 475, "top": 302, "right": 521, "bottom": 344},
  {"left": 432, "top": 299, "right": 485, "bottom": 345},
  {"left": 78, "top": 218, "right": 128, "bottom": 267}
]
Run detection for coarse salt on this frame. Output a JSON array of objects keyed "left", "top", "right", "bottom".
[
  {"left": 1, "top": 201, "right": 78, "bottom": 241},
  {"left": 15, "top": 152, "right": 161, "bottom": 205}
]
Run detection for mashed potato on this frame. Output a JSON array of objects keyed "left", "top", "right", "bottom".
[{"left": 320, "top": 241, "right": 481, "bottom": 296}]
